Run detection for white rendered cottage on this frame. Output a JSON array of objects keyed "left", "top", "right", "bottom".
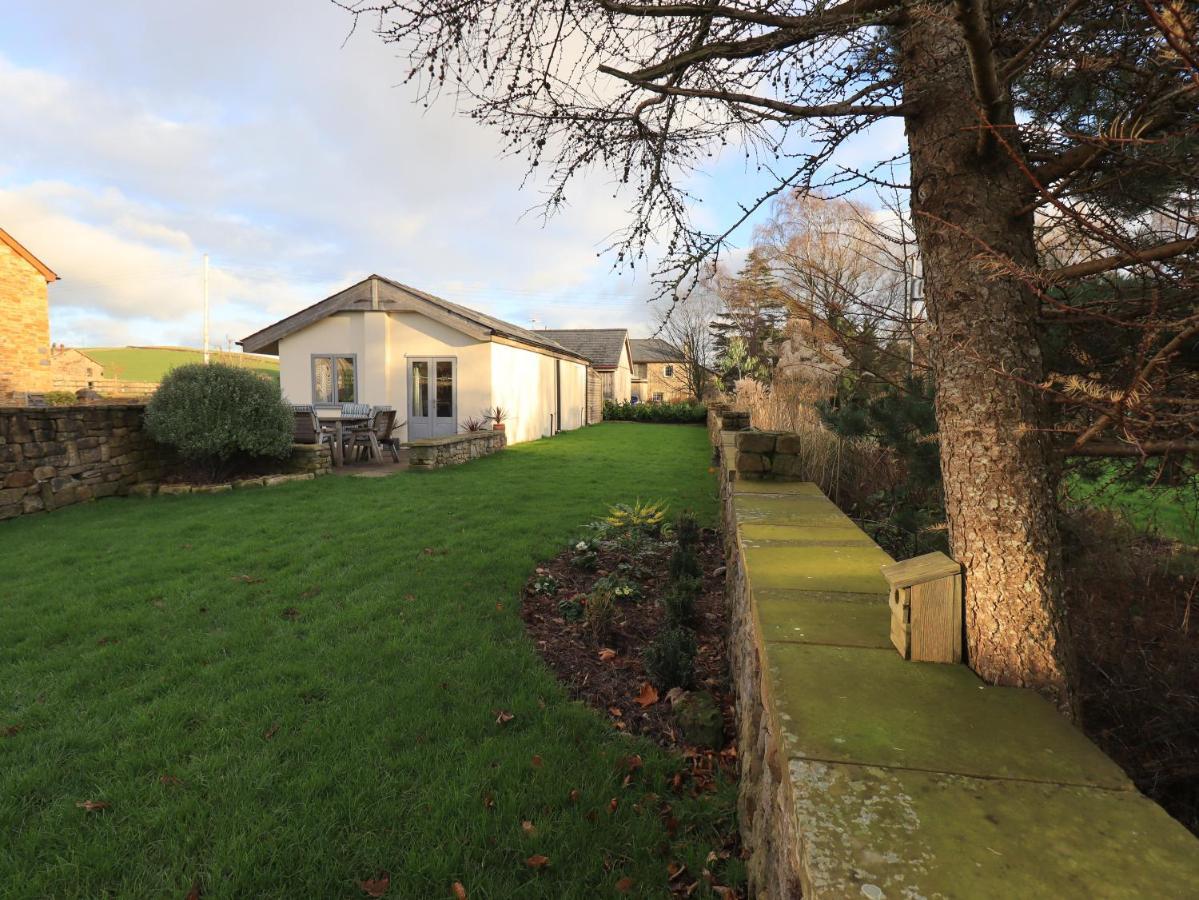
[{"left": 240, "top": 276, "right": 593, "bottom": 445}]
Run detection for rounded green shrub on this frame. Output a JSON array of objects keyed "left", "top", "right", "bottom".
[{"left": 144, "top": 363, "right": 293, "bottom": 478}]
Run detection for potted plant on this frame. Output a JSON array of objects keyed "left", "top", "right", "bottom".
[{"left": 484, "top": 405, "right": 508, "bottom": 433}]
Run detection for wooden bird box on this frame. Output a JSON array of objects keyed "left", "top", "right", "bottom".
[{"left": 881, "top": 551, "right": 963, "bottom": 664}]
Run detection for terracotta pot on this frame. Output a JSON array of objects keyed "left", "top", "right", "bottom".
[{"left": 492, "top": 422, "right": 505, "bottom": 432}]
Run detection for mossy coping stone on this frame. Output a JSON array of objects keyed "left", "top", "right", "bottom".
[{"left": 728, "top": 476, "right": 1199, "bottom": 897}]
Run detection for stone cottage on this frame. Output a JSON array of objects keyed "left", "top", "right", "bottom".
[{"left": 0, "top": 227, "right": 58, "bottom": 403}]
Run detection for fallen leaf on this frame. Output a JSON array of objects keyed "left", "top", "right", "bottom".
[
  {"left": 482, "top": 792, "right": 496, "bottom": 810},
  {"left": 495, "top": 710, "right": 514, "bottom": 726},
  {"left": 712, "top": 886, "right": 736, "bottom": 899},
  {"left": 608, "top": 706, "right": 623, "bottom": 718},
  {"left": 635, "top": 683, "right": 659, "bottom": 708},
  {"left": 2, "top": 725, "right": 22, "bottom": 737},
  {"left": 262, "top": 722, "right": 280, "bottom": 741},
  {"left": 159, "top": 774, "right": 183, "bottom": 786},
  {"left": 622, "top": 754, "right": 643, "bottom": 772},
  {"left": 569, "top": 789, "right": 580, "bottom": 803},
  {"left": 668, "top": 862, "right": 688, "bottom": 881},
  {"left": 525, "top": 854, "right": 550, "bottom": 870},
  {"left": 359, "top": 872, "right": 390, "bottom": 897},
  {"left": 616, "top": 876, "right": 635, "bottom": 893},
  {"left": 185, "top": 880, "right": 202, "bottom": 900},
  {"left": 404, "top": 594, "right": 416, "bottom": 602},
  {"left": 451, "top": 883, "right": 467, "bottom": 900},
  {"left": 75, "top": 800, "right": 110, "bottom": 812},
  {"left": 531, "top": 755, "right": 543, "bottom": 768},
  {"left": 608, "top": 797, "right": 619, "bottom": 814},
  {"left": 537, "top": 697, "right": 546, "bottom": 710},
  {"left": 97, "top": 636, "right": 119, "bottom": 646},
  {"left": 230, "top": 575, "right": 264, "bottom": 584},
  {"left": 521, "top": 820, "right": 536, "bottom": 835},
  {"left": 281, "top": 607, "right": 300, "bottom": 621},
  {"left": 300, "top": 586, "right": 321, "bottom": 599},
  {"left": 665, "top": 687, "right": 688, "bottom": 706},
  {"left": 598, "top": 648, "right": 618, "bottom": 662},
  {"left": 180, "top": 543, "right": 194, "bottom": 550}
]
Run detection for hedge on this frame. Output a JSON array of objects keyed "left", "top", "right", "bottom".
[{"left": 603, "top": 400, "right": 707, "bottom": 423}]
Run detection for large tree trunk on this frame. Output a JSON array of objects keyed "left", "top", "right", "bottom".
[{"left": 899, "top": 6, "right": 1077, "bottom": 714}]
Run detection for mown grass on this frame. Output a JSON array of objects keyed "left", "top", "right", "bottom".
[
  {"left": 0, "top": 424, "right": 737, "bottom": 899},
  {"left": 1065, "top": 462, "right": 1199, "bottom": 545},
  {"left": 81, "top": 347, "right": 279, "bottom": 383}
]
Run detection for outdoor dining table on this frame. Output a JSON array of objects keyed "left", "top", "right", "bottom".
[{"left": 315, "top": 413, "right": 370, "bottom": 466}]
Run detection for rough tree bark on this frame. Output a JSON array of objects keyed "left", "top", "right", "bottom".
[{"left": 899, "top": 6, "right": 1078, "bottom": 714}]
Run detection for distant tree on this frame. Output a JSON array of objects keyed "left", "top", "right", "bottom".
[
  {"left": 708, "top": 249, "right": 789, "bottom": 379},
  {"left": 653, "top": 283, "right": 720, "bottom": 400}
]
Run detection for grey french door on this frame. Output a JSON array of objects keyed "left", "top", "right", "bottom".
[{"left": 408, "top": 357, "right": 457, "bottom": 439}]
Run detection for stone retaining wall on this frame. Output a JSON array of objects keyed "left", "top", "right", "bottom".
[
  {"left": 407, "top": 430, "right": 506, "bottom": 469},
  {"left": 713, "top": 425, "right": 1199, "bottom": 897},
  {"left": 0, "top": 405, "right": 332, "bottom": 522},
  {"left": 0, "top": 404, "right": 160, "bottom": 521}
]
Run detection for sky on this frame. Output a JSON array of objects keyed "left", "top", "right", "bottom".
[{"left": 0, "top": 1, "right": 905, "bottom": 351}]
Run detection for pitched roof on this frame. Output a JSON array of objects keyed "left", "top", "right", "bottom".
[
  {"left": 539, "top": 329, "right": 628, "bottom": 369},
  {"left": 0, "top": 227, "right": 58, "bottom": 282},
  {"left": 239, "top": 275, "right": 587, "bottom": 362},
  {"left": 630, "top": 338, "right": 686, "bottom": 364}
]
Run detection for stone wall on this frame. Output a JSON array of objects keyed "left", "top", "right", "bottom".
[
  {"left": 0, "top": 406, "right": 333, "bottom": 521},
  {"left": 0, "top": 241, "right": 53, "bottom": 401},
  {"left": 0, "top": 405, "right": 160, "bottom": 520},
  {"left": 286, "top": 443, "right": 333, "bottom": 477},
  {"left": 408, "top": 430, "right": 506, "bottom": 469},
  {"left": 731, "top": 429, "right": 807, "bottom": 479},
  {"left": 50, "top": 377, "right": 160, "bottom": 399},
  {"left": 712, "top": 423, "right": 1199, "bottom": 897}
]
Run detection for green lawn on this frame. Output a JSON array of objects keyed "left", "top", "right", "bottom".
[
  {"left": 81, "top": 346, "right": 279, "bottom": 383},
  {"left": 1066, "top": 463, "right": 1199, "bottom": 545},
  {"left": 0, "top": 424, "right": 737, "bottom": 899}
]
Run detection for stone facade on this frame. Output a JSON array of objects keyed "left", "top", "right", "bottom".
[
  {"left": 0, "top": 405, "right": 160, "bottom": 520},
  {"left": 407, "top": 430, "right": 506, "bottom": 469},
  {"left": 0, "top": 234, "right": 55, "bottom": 402}
]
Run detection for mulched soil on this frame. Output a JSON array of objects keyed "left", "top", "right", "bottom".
[{"left": 521, "top": 528, "right": 736, "bottom": 753}]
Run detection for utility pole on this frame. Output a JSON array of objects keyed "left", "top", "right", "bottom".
[{"left": 202, "top": 253, "right": 210, "bottom": 364}]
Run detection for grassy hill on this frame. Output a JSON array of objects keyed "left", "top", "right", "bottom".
[{"left": 80, "top": 347, "right": 279, "bottom": 384}]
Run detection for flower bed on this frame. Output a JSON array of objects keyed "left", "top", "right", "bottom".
[{"left": 521, "top": 503, "right": 735, "bottom": 753}]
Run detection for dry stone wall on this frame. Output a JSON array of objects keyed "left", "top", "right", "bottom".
[
  {"left": 0, "top": 405, "right": 160, "bottom": 520},
  {"left": 0, "top": 405, "right": 332, "bottom": 521}
]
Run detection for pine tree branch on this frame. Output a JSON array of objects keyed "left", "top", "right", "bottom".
[
  {"left": 997, "top": 0, "right": 1088, "bottom": 85},
  {"left": 1048, "top": 238, "right": 1199, "bottom": 281},
  {"left": 1062, "top": 440, "right": 1199, "bottom": 457},
  {"left": 597, "top": 69, "right": 908, "bottom": 118},
  {"left": 954, "top": 0, "right": 1007, "bottom": 144},
  {"left": 617, "top": 0, "right": 900, "bottom": 82}
]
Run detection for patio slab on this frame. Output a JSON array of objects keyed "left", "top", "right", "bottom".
[
  {"left": 789, "top": 759, "right": 1199, "bottom": 900},
  {"left": 767, "top": 642, "right": 1130, "bottom": 789}
]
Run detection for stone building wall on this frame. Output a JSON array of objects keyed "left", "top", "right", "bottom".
[
  {"left": 0, "top": 241, "right": 53, "bottom": 401},
  {"left": 0, "top": 405, "right": 160, "bottom": 520}
]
